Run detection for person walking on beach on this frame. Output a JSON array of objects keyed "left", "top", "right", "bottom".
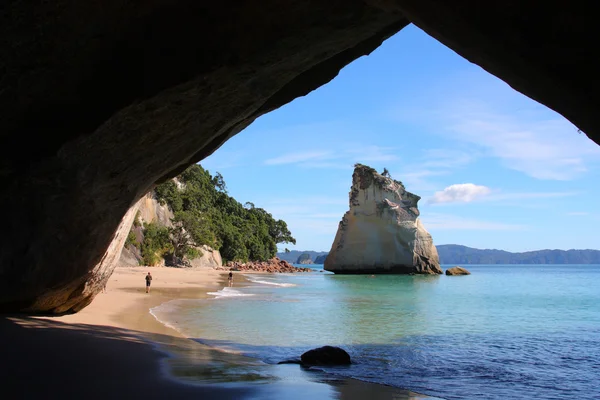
[
  {"left": 228, "top": 272, "right": 233, "bottom": 287},
  {"left": 145, "top": 272, "right": 153, "bottom": 293}
]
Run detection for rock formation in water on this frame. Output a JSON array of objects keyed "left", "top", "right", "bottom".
[
  {"left": 325, "top": 165, "right": 441, "bottom": 275},
  {"left": 1, "top": 2, "right": 598, "bottom": 313},
  {"left": 296, "top": 253, "right": 314, "bottom": 264},
  {"left": 445, "top": 266, "right": 471, "bottom": 276}
]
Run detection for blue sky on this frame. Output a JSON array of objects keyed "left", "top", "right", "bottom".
[{"left": 202, "top": 25, "right": 600, "bottom": 253}]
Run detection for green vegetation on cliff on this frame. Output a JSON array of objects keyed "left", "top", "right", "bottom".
[{"left": 145, "top": 164, "right": 295, "bottom": 263}]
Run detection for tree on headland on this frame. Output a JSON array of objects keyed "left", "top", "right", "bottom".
[
  {"left": 381, "top": 167, "right": 390, "bottom": 177},
  {"left": 212, "top": 172, "right": 227, "bottom": 194},
  {"left": 140, "top": 221, "right": 172, "bottom": 266},
  {"left": 145, "top": 164, "right": 296, "bottom": 264}
]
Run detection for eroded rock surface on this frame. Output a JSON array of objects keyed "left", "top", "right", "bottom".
[
  {"left": 325, "top": 165, "right": 441, "bottom": 274},
  {"left": 446, "top": 266, "right": 471, "bottom": 276}
]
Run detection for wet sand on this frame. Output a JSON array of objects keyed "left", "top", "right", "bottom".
[{"left": 1, "top": 267, "right": 435, "bottom": 399}]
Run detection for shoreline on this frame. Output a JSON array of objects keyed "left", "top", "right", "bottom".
[{"left": 4, "top": 266, "right": 435, "bottom": 399}]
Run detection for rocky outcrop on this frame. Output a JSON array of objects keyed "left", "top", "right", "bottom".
[
  {"left": 137, "top": 192, "right": 174, "bottom": 228},
  {"left": 217, "top": 258, "right": 312, "bottom": 273},
  {"left": 188, "top": 245, "right": 223, "bottom": 268},
  {"left": 119, "top": 192, "right": 223, "bottom": 268},
  {"left": 119, "top": 192, "right": 174, "bottom": 267},
  {"left": 1, "top": 2, "right": 598, "bottom": 313},
  {"left": 296, "top": 253, "right": 314, "bottom": 264},
  {"left": 325, "top": 165, "right": 441, "bottom": 275},
  {"left": 301, "top": 346, "right": 352, "bottom": 366},
  {"left": 445, "top": 266, "right": 471, "bottom": 276}
]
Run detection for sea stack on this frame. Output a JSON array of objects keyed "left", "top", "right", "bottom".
[{"left": 325, "top": 164, "right": 442, "bottom": 275}]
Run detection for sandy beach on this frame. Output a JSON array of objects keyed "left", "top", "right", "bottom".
[{"left": 1, "top": 267, "right": 433, "bottom": 399}]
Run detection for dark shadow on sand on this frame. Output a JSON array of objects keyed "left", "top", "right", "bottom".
[{"left": 0, "top": 317, "right": 434, "bottom": 400}]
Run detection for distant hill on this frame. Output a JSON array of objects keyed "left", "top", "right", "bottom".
[
  {"left": 314, "top": 254, "right": 327, "bottom": 264},
  {"left": 279, "top": 246, "right": 600, "bottom": 265},
  {"left": 277, "top": 250, "right": 328, "bottom": 263},
  {"left": 437, "top": 245, "right": 600, "bottom": 264}
]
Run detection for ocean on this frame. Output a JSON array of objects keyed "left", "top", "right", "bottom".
[{"left": 150, "top": 265, "right": 600, "bottom": 399}]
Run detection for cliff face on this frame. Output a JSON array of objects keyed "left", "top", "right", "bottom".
[
  {"left": 119, "top": 192, "right": 174, "bottom": 267},
  {"left": 325, "top": 165, "right": 441, "bottom": 275},
  {"left": 188, "top": 245, "right": 223, "bottom": 269},
  {"left": 119, "top": 190, "right": 222, "bottom": 268}
]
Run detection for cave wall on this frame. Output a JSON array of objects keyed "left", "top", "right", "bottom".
[{"left": 1, "top": 1, "right": 598, "bottom": 313}]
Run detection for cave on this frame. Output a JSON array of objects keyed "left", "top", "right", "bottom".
[{"left": 1, "top": 1, "right": 598, "bottom": 313}]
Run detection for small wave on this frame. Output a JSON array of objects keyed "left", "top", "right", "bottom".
[
  {"left": 149, "top": 302, "right": 187, "bottom": 335},
  {"left": 245, "top": 276, "right": 297, "bottom": 287},
  {"left": 207, "top": 287, "right": 255, "bottom": 298}
]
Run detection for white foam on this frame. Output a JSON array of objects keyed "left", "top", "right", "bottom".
[
  {"left": 149, "top": 301, "right": 187, "bottom": 335},
  {"left": 245, "top": 276, "right": 297, "bottom": 287},
  {"left": 207, "top": 287, "right": 255, "bottom": 298}
]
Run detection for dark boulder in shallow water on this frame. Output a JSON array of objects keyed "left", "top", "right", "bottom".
[
  {"left": 300, "top": 346, "right": 351, "bottom": 366},
  {"left": 446, "top": 266, "right": 471, "bottom": 276}
]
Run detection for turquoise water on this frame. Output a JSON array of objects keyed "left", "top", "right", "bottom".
[{"left": 151, "top": 265, "right": 600, "bottom": 399}]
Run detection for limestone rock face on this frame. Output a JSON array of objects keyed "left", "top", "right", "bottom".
[
  {"left": 119, "top": 191, "right": 223, "bottom": 268},
  {"left": 188, "top": 245, "right": 223, "bottom": 268},
  {"left": 325, "top": 165, "right": 441, "bottom": 275},
  {"left": 138, "top": 192, "right": 175, "bottom": 228},
  {"left": 118, "top": 191, "right": 174, "bottom": 267},
  {"left": 446, "top": 266, "right": 471, "bottom": 276}
]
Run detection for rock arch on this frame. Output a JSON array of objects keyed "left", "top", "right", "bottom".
[{"left": 1, "top": 1, "right": 598, "bottom": 313}]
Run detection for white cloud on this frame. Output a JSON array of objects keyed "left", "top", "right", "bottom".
[
  {"left": 566, "top": 212, "right": 589, "bottom": 216},
  {"left": 445, "top": 102, "right": 600, "bottom": 180},
  {"left": 428, "top": 183, "right": 578, "bottom": 205},
  {"left": 429, "top": 183, "right": 491, "bottom": 204},
  {"left": 388, "top": 93, "right": 600, "bottom": 180},
  {"left": 421, "top": 213, "right": 527, "bottom": 231}
]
